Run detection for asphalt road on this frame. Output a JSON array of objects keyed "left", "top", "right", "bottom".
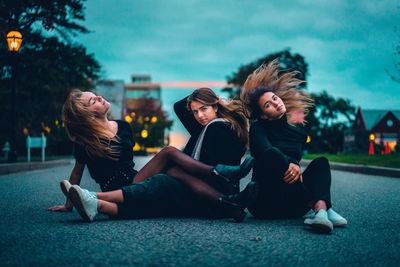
[{"left": 0, "top": 157, "right": 399, "bottom": 266}]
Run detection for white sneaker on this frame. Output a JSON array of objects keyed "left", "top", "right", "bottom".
[
  {"left": 304, "top": 208, "right": 347, "bottom": 227},
  {"left": 327, "top": 209, "right": 347, "bottom": 227},
  {"left": 60, "top": 180, "right": 72, "bottom": 198},
  {"left": 302, "top": 209, "right": 315, "bottom": 219},
  {"left": 304, "top": 209, "right": 333, "bottom": 233},
  {"left": 68, "top": 185, "right": 98, "bottom": 222}
]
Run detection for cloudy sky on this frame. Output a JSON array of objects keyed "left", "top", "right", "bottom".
[{"left": 79, "top": 0, "right": 400, "bottom": 110}]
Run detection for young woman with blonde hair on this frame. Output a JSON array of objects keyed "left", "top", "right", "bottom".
[
  {"left": 241, "top": 60, "right": 347, "bottom": 233},
  {"left": 48, "top": 89, "right": 138, "bottom": 212}
]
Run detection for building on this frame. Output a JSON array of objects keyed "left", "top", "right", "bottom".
[
  {"left": 344, "top": 107, "right": 400, "bottom": 153},
  {"left": 95, "top": 80, "right": 125, "bottom": 120},
  {"left": 123, "top": 75, "right": 172, "bottom": 152},
  {"left": 124, "top": 75, "right": 162, "bottom": 115}
]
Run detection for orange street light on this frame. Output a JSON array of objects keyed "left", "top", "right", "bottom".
[
  {"left": 5, "top": 30, "right": 23, "bottom": 162},
  {"left": 6, "top": 31, "right": 23, "bottom": 52}
]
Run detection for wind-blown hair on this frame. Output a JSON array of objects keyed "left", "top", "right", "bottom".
[
  {"left": 62, "top": 89, "right": 119, "bottom": 160},
  {"left": 187, "top": 87, "right": 249, "bottom": 147},
  {"left": 240, "top": 59, "right": 314, "bottom": 123}
]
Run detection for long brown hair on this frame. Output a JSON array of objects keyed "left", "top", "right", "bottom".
[
  {"left": 187, "top": 87, "right": 249, "bottom": 146},
  {"left": 241, "top": 59, "right": 314, "bottom": 123},
  {"left": 62, "top": 89, "right": 119, "bottom": 160}
]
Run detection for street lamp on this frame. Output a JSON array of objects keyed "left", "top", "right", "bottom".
[
  {"left": 6, "top": 30, "right": 23, "bottom": 162},
  {"left": 6, "top": 31, "right": 23, "bottom": 52}
]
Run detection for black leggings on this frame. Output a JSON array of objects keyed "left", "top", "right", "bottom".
[{"left": 248, "top": 151, "right": 332, "bottom": 219}]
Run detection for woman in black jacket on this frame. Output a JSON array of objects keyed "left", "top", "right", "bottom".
[
  {"left": 240, "top": 60, "right": 347, "bottom": 233},
  {"left": 67, "top": 88, "right": 256, "bottom": 222},
  {"left": 132, "top": 87, "right": 251, "bottom": 195}
]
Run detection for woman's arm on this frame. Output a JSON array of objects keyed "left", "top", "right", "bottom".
[
  {"left": 250, "top": 123, "right": 301, "bottom": 183},
  {"left": 48, "top": 161, "right": 85, "bottom": 212},
  {"left": 173, "top": 96, "right": 202, "bottom": 135}
]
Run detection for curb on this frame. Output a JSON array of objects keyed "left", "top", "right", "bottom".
[
  {"left": 0, "top": 159, "right": 74, "bottom": 176},
  {"left": 301, "top": 159, "right": 400, "bottom": 178}
]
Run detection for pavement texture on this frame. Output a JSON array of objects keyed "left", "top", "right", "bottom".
[{"left": 0, "top": 157, "right": 399, "bottom": 266}]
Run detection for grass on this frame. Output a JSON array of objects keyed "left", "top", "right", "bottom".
[{"left": 303, "top": 153, "right": 400, "bottom": 169}]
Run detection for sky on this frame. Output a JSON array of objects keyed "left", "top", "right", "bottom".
[{"left": 78, "top": 0, "right": 400, "bottom": 111}]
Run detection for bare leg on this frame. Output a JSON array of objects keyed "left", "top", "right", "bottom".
[
  {"left": 97, "top": 199, "right": 118, "bottom": 216},
  {"left": 313, "top": 200, "right": 327, "bottom": 211},
  {"left": 133, "top": 146, "right": 215, "bottom": 183},
  {"left": 165, "top": 166, "right": 221, "bottom": 203},
  {"left": 97, "top": 190, "right": 124, "bottom": 203}
]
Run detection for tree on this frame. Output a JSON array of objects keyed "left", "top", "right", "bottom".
[
  {"left": 305, "top": 91, "right": 356, "bottom": 153},
  {"left": 223, "top": 49, "right": 308, "bottom": 99},
  {"left": 126, "top": 98, "right": 173, "bottom": 154},
  {"left": 0, "top": 0, "right": 101, "bottom": 156}
]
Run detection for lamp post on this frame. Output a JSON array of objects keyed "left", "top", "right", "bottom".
[
  {"left": 369, "top": 133, "right": 375, "bottom": 156},
  {"left": 6, "top": 31, "right": 23, "bottom": 162}
]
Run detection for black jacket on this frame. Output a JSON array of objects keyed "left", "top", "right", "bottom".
[
  {"left": 173, "top": 96, "right": 246, "bottom": 167},
  {"left": 249, "top": 116, "right": 308, "bottom": 184}
]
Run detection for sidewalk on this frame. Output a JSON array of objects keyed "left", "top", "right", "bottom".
[
  {"left": 0, "top": 158, "right": 74, "bottom": 175},
  {"left": 301, "top": 159, "right": 400, "bottom": 178}
]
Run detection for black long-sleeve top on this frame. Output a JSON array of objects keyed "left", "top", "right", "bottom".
[{"left": 249, "top": 115, "right": 308, "bottom": 168}]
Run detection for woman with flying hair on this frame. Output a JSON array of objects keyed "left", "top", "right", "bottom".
[
  {"left": 240, "top": 60, "right": 347, "bottom": 233},
  {"left": 49, "top": 88, "right": 256, "bottom": 222}
]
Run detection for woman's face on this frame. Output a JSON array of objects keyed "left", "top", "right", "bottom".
[
  {"left": 80, "top": 91, "right": 110, "bottom": 117},
  {"left": 258, "top": 92, "right": 286, "bottom": 119},
  {"left": 190, "top": 100, "right": 218, "bottom": 126}
]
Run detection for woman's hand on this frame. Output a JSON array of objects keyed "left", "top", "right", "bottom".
[
  {"left": 47, "top": 204, "right": 73, "bottom": 212},
  {"left": 283, "top": 163, "right": 302, "bottom": 184}
]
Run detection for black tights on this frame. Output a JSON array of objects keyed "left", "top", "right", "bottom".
[
  {"left": 132, "top": 146, "right": 221, "bottom": 203},
  {"left": 249, "top": 149, "right": 332, "bottom": 219}
]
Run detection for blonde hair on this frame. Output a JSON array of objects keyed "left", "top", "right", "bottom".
[
  {"left": 187, "top": 87, "right": 249, "bottom": 146},
  {"left": 62, "top": 89, "right": 119, "bottom": 160},
  {"left": 240, "top": 59, "right": 314, "bottom": 123}
]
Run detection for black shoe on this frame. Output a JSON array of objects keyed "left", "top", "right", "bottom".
[
  {"left": 222, "top": 181, "right": 258, "bottom": 207},
  {"left": 217, "top": 197, "right": 247, "bottom": 223},
  {"left": 214, "top": 155, "right": 254, "bottom": 183},
  {"left": 218, "top": 181, "right": 259, "bottom": 222}
]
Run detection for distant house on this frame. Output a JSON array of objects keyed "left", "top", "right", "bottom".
[{"left": 343, "top": 107, "right": 400, "bottom": 153}]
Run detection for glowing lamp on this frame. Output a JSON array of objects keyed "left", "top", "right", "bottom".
[
  {"left": 133, "top": 143, "right": 141, "bottom": 151},
  {"left": 306, "top": 136, "right": 311, "bottom": 143},
  {"left": 369, "top": 134, "right": 375, "bottom": 142},
  {"left": 125, "top": 115, "right": 133, "bottom": 123},
  {"left": 6, "top": 31, "right": 23, "bottom": 52},
  {"left": 141, "top": 129, "right": 148, "bottom": 138}
]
